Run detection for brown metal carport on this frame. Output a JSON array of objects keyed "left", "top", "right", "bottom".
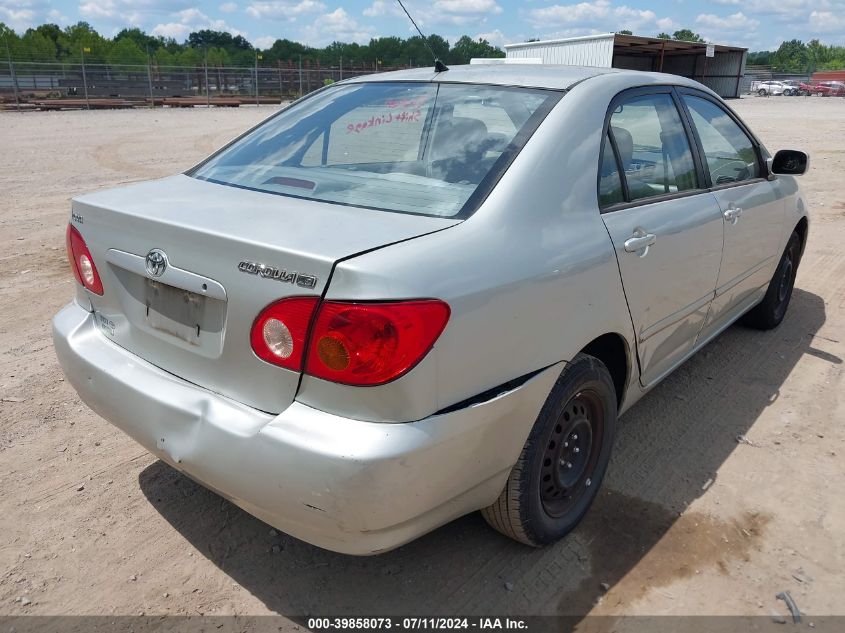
[{"left": 505, "top": 33, "right": 748, "bottom": 98}]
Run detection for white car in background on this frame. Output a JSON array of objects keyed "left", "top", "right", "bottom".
[{"left": 756, "top": 81, "right": 785, "bottom": 96}]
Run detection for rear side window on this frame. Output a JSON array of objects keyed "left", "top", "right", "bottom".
[
  {"left": 606, "top": 93, "right": 698, "bottom": 203},
  {"left": 190, "top": 82, "right": 560, "bottom": 218},
  {"left": 682, "top": 95, "right": 760, "bottom": 185}
]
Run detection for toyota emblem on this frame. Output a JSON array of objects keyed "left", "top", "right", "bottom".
[{"left": 145, "top": 249, "right": 168, "bottom": 277}]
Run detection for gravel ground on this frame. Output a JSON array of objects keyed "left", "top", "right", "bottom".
[{"left": 0, "top": 97, "right": 843, "bottom": 623}]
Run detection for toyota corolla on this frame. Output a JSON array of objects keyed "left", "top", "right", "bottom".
[{"left": 53, "top": 65, "right": 809, "bottom": 554}]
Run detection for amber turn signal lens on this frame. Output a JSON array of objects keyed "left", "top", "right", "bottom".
[{"left": 316, "top": 335, "right": 350, "bottom": 371}]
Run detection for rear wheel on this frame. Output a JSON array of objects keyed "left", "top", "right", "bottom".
[
  {"left": 742, "top": 231, "right": 801, "bottom": 330},
  {"left": 758, "top": 88, "right": 767, "bottom": 96},
  {"left": 481, "top": 354, "right": 617, "bottom": 546}
]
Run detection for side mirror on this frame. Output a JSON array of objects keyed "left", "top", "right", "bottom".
[{"left": 770, "top": 149, "right": 809, "bottom": 176}]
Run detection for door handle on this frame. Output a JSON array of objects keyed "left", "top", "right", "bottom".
[
  {"left": 723, "top": 205, "right": 743, "bottom": 224},
  {"left": 624, "top": 229, "right": 657, "bottom": 257}
]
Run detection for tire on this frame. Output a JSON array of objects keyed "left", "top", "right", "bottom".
[
  {"left": 742, "top": 231, "right": 801, "bottom": 330},
  {"left": 784, "top": 89, "right": 793, "bottom": 96},
  {"left": 758, "top": 88, "right": 767, "bottom": 96},
  {"left": 481, "top": 354, "right": 617, "bottom": 546}
]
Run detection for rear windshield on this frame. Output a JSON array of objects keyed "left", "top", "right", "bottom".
[{"left": 189, "top": 82, "right": 560, "bottom": 218}]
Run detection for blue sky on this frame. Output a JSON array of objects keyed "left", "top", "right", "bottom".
[{"left": 2, "top": 0, "right": 844, "bottom": 51}]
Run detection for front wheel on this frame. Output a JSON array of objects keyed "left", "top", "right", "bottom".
[
  {"left": 742, "top": 231, "right": 801, "bottom": 330},
  {"left": 481, "top": 354, "right": 617, "bottom": 546}
]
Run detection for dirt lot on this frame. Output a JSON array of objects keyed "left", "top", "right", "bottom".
[{"left": 1, "top": 97, "right": 843, "bottom": 623}]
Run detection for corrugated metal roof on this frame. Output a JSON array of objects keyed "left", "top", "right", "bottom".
[
  {"left": 505, "top": 33, "right": 746, "bottom": 57},
  {"left": 505, "top": 33, "right": 615, "bottom": 50},
  {"left": 507, "top": 37, "right": 614, "bottom": 67},
  {"left": 613, "top": 34, "right": 746, "bottom": 54}
]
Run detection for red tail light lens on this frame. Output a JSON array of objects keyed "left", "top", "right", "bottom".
[
  {"left": 66, "top": 224, "right": 104, "bottom": 295},
  {"left": 305, "top": 300, "right": 450, "bottom": 386},
  {"left": 250, "top": 297, "right": 320, "bottom": 370}
]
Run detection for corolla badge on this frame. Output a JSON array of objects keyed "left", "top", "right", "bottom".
[
  {"left": 145, "top": 249, "right": 168, "bottom": 277},
  {"left": 238, "top": 260, "right": 318, "bottom": 289}
]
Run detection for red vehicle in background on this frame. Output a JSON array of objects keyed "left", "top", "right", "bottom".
[{"left": 798, "top": 81, "right": 845, "bottom": 96}]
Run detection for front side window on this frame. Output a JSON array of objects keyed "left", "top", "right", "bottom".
[
  {"left": 190, "top": 82, "right": 559, "bottom": 218},
  {"left": 682, "top": 95, "right": 760, "bottom": 185},
  {"left": 607, "top": 93, "right": 698, "bottom": 202}
]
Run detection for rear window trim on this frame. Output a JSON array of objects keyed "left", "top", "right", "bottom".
[{"left": 186, "top": 81, "right": 564, "bottom": 220}]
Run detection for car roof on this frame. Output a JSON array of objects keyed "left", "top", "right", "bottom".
[{"left": 340, "top": 63, "right": 711, "bottom": 92}]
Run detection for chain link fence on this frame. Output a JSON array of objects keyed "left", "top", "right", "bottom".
[{"left": 1, "top": 60, "right": 400, "bottom": 109}]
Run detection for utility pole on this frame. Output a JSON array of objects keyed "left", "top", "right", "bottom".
[
  {"left": 255, "top": 52, "right": 261, "bottom": 106},
  {"left": 298, "top": 53, "right": 303, "bottom": 97},
  {"left": 277, "top": 60, "right": 283, "bottom": 104},
  {"left": 146, "top": 45, "right": 155, "bottom": 108},
  {"left": 4, "top": 34, "right": 20, "bottom": 112},
  {"left": 81, "top": 46, "right": 91, "bottom": 110},
  {"left": 339, "top": 54, "right": 343, "bottom": 81},
  {"left": 204, "top": 46, "right": 210, "bottom": 107}
]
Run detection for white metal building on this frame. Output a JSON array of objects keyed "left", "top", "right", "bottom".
[{"left": 505, "top": 33, "right": 748, "bottom": 98}]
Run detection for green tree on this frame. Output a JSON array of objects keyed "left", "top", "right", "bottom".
[
  {"left": 427, "top": 34, "right": 450, "bottom": 62},
  {"left": 205, "top": 46, "right": 230, "bottom": 66},
  {"left": 656, "top": 32, "right": 671, "bottom": 39},
  {"left": 263, "top": 38, "right": 308, "bottom": 64},
  {"left": 61, "top": 21, "right": 109, "bottom": 62},
  {"left": 447, "top": 35, "right": 504, "bottom": 64},
  {"left": 771, "top": 39, "right": 808, "bottom": 72},
  {"left": 114, "top": 27, "right": 160, "bottom": 54},
  {"left": 369, "top": 36, "right": 404, "bottom": 66},
  {"left": 108, "top": 36, "right": 146, "bottom": 65},
  {"left": 806, "top": 39, "right": 832, "bottom": 73},
  {"left": 177, "top": 47, "right": 202, "bottom": 66},
  {"left": 1, "top": 23, "right": 22, "bottom": 60},
  {"left": 18, "top": 30, "right": 56, "bottom": 61},
  {"left": 672, "top": 29, "right": 705, "bottom": 43},
  {"left": 746, "top": 50, "right": 772, "bottom": 66}
]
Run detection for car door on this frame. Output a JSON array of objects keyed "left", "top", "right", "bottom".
[
  {"left": 599, "top": 87, "right": 724, "bottom": 387},
  {"left": 678, "top": 91, "right": 784, "bottom": 337}
]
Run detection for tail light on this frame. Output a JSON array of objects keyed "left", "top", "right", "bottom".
[
  {"left": 306, "top": 300, "right": 450, "bottom": 386},
  {"left": 66, "top": 224, "right": 104, "bottom": 295},
  {"left": 250, "top": 297, "right": 320, "bottom": 371},
  {"left": 250, "top": 298, "right": 450, "bottom": 386}
]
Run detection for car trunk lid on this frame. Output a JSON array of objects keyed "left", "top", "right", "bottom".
[{"left": 71, "top": 174, "right": 459, "bottom": 413}]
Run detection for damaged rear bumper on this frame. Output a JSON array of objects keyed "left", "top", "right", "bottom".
[{"left": 52, "top": 301, "right": 559, "bottom": 555}]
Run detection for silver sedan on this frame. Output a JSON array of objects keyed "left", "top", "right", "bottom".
[{"left": 53, "top": 64, "right": 809, "bottom": 554}]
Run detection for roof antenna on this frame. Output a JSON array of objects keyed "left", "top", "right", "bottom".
[{"left": 395, "top": 0, "right": 449, "bottom": 72}]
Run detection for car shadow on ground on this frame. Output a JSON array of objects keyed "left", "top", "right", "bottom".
[{"left": 139, "top": 288, "right": 835, "bottom": 617}]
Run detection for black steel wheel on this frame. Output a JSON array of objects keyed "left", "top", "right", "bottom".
[
  {"left": 481, "top": 354, "right": 617, "bottom": 546},
  {"left": 742, "top": 231, "right": 802, "bottom": 330},
  {"left": 539, "top": 390, "right": 603, "bottom": 518}
]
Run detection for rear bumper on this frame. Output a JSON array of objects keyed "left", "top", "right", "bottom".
[{"left": 52, "top": 301, "right": 560, "bottom": 554}]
